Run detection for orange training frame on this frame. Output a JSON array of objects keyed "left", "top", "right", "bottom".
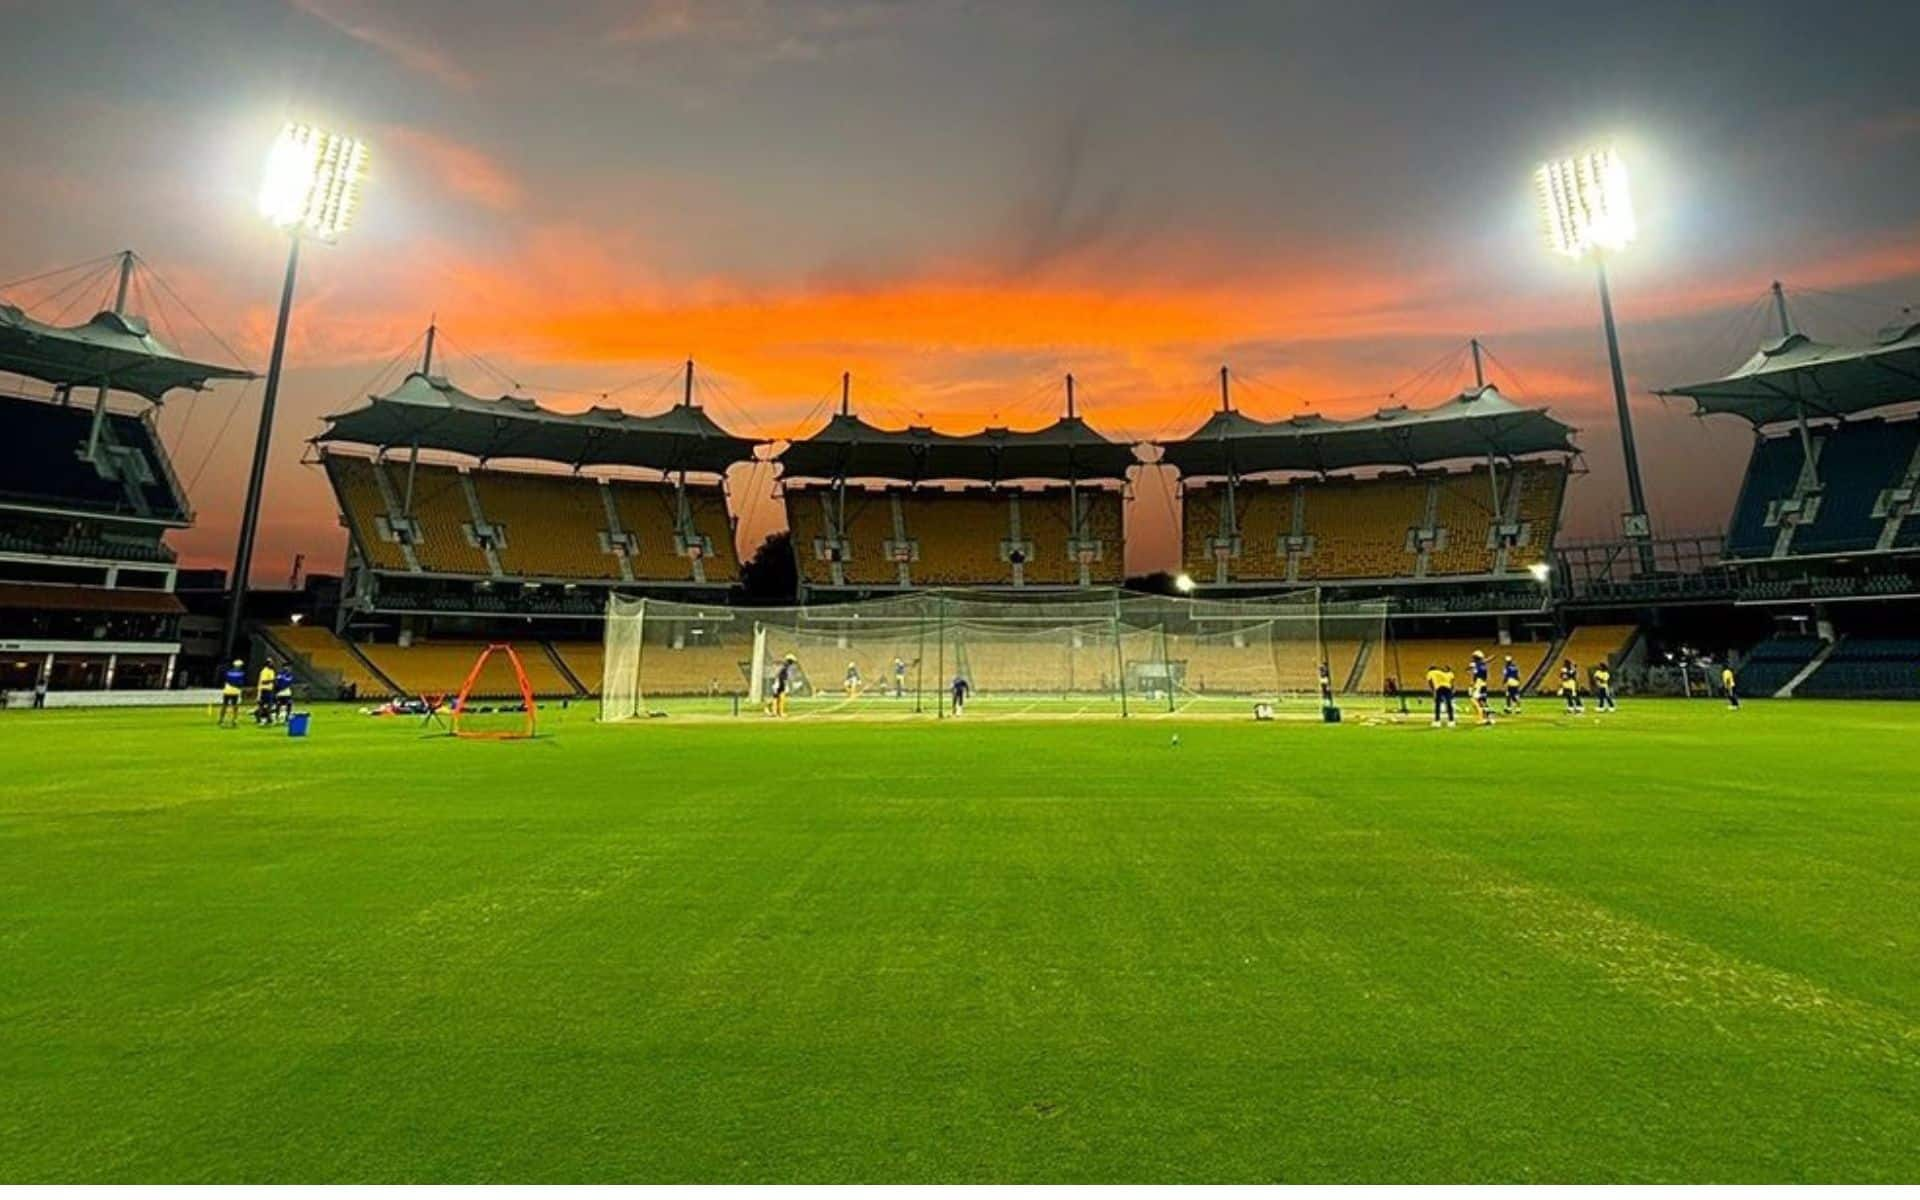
[{"left": 450, "top": 643, "right": 538, "bottom": 740}]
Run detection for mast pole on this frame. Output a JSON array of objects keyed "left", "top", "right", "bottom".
[
  {"left": 1219, "top": 365, "right": 1238, "bottom": 540},
  {"left": 1470, "top": 338, "right": 1485, "bottom": 389},
  {"left": 1773, "top": 281, "right": 1818, "bottom": 485},
  {"left": 1066, "top": 373, "right": 1081, "bottom": 543},
  {"left": 421, "top": 316, "right": 437, "bottom": 374},
  {"left": 835, "top": 373, "right": 849, "bottom": 543},
  {"left": 1594, "top": 255, "right": 1654, "bottom": 572},
  {"left": 221, "top": 236, "right": 302, "bottom": 661},
  {"left": 84, "top": 250, "right": 137, "bottom": 462}
]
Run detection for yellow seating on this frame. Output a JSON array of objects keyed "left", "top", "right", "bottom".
[
  {"left": 357, "top": 641, "right": 578, "bottom": 698},
  {"left": 1426, "top": 473, "right": 1500, "bottom": 576},
  {"left": 323, "top": 455, "right": 411, "bottom": 571},
  {"left": 553, "top": 642, "right": 605, "bottom": 695},
  {"left": 1386, "top": 639, "right": 1549, "bottom": 695},
  {"left": 268, "top": 623, "right": 392, "bottom": 695},
  {"left": 903, "top": 490, "right": 1012, "bottom": 586},
  {"left": 1300, "top": 476, "right": 1425, "bottom": 580},
  {"left": 470, "top": 471, "right": 620, "bottom": 580},
  {"left": 1538, "top": 626, "right": 1638, "bottom": 693}
]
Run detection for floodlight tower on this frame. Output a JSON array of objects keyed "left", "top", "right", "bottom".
[
  {"left": 1536, "top": 146, "right": 1654, "bottom": 573},
  {"left": 222, "top": 122, "right": 369, "bottom": 660}
]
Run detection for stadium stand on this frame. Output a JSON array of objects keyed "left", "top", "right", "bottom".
[
  {"left": 1181, "top": 463, "right": 1568, "bottom": 584},
  {"left": 902, "top": 490, "right": 1017, "bottom": 586},
  {"left": 1535, "top": 625, "right": 1638, "bottom": 692},
  {"left": 1795, "top": 637, "right": 1920, "bottom": 699},
  {"left": 777, "top": 397, "right": 1132, "bottom": 591},
  {"left": 1017, "top": 488, "right": 1125, "bottom": 586},
  {"left": 1384, "top": 639, "right": 1551, "bottom": 690},
  {"left": 356, "top": 640, "right": 579, "bottom": 698},
  {"left": 1732, "top": 634, "right": 1825, "bottom": 698},
  {"left": 0, "top": 394, "right": 190, "bottom": 523},
  {"left": 324, "top": 453, "right": 743, "bottom": 585},
  {"left": 264, "top": 623, "right": 395, "bottom": 696},
  {"left": 1722, "top": 420, "right": 1920, "bottom": 560},
  {"left": 470, "top": 471, "right": 621, "bottom": 580},
  {"left": 787, "top": 484, "right": 1124, "bottom": 590}
]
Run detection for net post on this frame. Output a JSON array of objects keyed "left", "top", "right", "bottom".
[
  {"left": 1161, "top": 621, "right": 1175, "bottom": 712},
  {"left": 935, "top": 593, "right": 946, "bottom": 718},
  {"left": 633, "top": 597, "right": 649, "bottom": 718},
  {"left": 1112, "top": 612, "right": 1128, "bottom": 717}
]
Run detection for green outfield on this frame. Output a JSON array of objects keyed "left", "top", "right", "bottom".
[{"left": 3, "top": 698, "right": 1918, "bottom": 1182}]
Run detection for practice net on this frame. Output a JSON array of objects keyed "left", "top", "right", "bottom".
[{"left": 601, "top": 588, "right": 1391, "bottom": 720}]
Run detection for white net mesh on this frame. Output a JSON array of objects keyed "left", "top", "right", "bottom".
[{"left": 601, "top": 587, "right": 1388, "bottom": 719}]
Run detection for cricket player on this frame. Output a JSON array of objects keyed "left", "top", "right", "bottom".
[
  {"left": 844, "top": 661, "right": 862, "bottom": 697},
  {"left": 1424, "top": 663, "right": 1456, "bottom": 728},
  {"left": 1502, "top": 654, "right": 1523, "bottom": 713},
  {"left": 218, "top": 659, "right": 246, "bottom": 727},
  {"left": 255, "top": 661, "right": 278, "bottom": 725},
  {"left": 1468, "top": 650, "right": 1494, "bottom": 726},
  {"left": 1318, "top": 661, "right": 1334, "bottom": 708},
  {"left": 1722, "top": 663, "right": 1740, "bottom": 710},
  {"left": 1593, "top": 663, "right": 1617, "bottom": 712},
  {"left": 893, "top": 656, "right": 908, "bottom": 698},
  {"left": 950, "top": 672, "right": 970, "bottom": 716},
  {"left": 771, "top": 653, "right": 798, "bottom": 717},
  {"left": 275, "top": 664, "right": 296, "bottom": 722},
  {"left": 1558, "top": 659, "right": 1583, "bottom": 715}
]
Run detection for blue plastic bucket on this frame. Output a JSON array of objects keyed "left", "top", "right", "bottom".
[{"left": 287, "top": 712, "right": 311, "bottom": 738}]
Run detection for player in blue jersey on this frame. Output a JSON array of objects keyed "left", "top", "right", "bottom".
[
  {"left": 274, "top": 664, "right": 296, "bottom": 723},
  {"left": 218, "top": 659, "right": 246, "bottom": 727},
  {"left": 770, "top": 653, "right": 798, "bottom": 717},
  {"left": 1502, "top": 654, "right": 1523, "bottom": 713},
  {"left": 950, "top": 672, "right": 970, "bottom": 716},
  {"left": 1468, "top": 650, "right": 1495, "bottom": 726}
]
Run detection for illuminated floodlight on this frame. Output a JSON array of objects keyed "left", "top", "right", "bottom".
[
  {"left": 1174, "top": 572, "right": 1196, "bottom": 594},
  {"left": 1528, "top": 561, "right": 1552, "bottom": 583},
  {"left": 1535, "top": 146, "right": 1635, "bottom": 258},
  {"left": 259, "top": 122, "right": 369, "bottom": 241}
]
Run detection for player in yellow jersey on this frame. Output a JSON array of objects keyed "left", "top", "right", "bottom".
[
  {"left": 255, "top": 661, "right": 278, "bottom": 726},
  {"left": 1721, "top": 663, "right": 1739, "bottom": 710},
  {"left": 1424, "top": 663, "right": 1456, "bottom": 728},
  {"left": 1557, "top": 659, "right": 1583, "bottom": 715},
  {"left": 1592, "top": 663, "right": 1617, "bottom": 712}
]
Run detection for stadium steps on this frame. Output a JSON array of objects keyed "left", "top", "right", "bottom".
[
  {"left": 1342, "top": 638, "right": 1373, "bottom": 693},
  {"left": 541, "top": 641, "right": 590, "bottom": 697},
  {"left": 1777, "top": 638, "right": 1840, "bottom": 698},
  {"left": 1523, "top": 633, "right": 1567, "bottom": 692},
  {"left": 260, "top": 624, "right": 404, "bottom": 697}
]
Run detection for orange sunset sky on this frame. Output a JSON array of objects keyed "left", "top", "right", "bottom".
[{"left": 6, "top": 0, "right": 1920, "bottom": 581}]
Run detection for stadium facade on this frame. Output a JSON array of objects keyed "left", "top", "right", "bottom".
[{"left": 3, "top": 255, "right": 1917, "bottom": 707}]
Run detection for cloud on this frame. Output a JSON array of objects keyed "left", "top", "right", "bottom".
[
  {"left": 290, "top": 0, "right": 478, "bottom": 91},
  {"left": 380, "top": 125, "right": 524, "bottom": 213}
]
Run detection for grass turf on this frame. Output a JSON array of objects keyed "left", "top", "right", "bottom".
[{"left": 2, "top": 698, "right": 1918, "bottom": 1182}]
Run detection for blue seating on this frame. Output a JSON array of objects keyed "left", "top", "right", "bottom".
[
  {"left": 1797, "top": 637, "right": 1920, "bottom": 699},
  {"left": 0, "top": 394, "right": 187, "bottom": 520},
  {"left": 1725, "top": 434, "right": 1804, "bottom": 558},
  {"left": 1795, "top": 421, "right": 1920, "bottom": 554},
  {"left": 1737, "top": 635, "right": 1825, "bottom": 696}
]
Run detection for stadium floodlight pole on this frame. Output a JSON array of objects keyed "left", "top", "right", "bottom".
[
  {"left": 221, "top": 122, "right": 369, "bottom": 662},
  {"left": 1536, "top": 146, "right": 1654, "bottom": 575}
]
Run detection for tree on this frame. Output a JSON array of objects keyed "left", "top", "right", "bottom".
[
  {"left": 1125, "top": 571, "right": 1181, "bottom": 596},
  {"left": 739, "top": 531, "right": 799, "bottom": 602}
]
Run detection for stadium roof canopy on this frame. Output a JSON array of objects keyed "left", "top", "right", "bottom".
[
  {"left": 778, "top": 412, "right": 1138, "bottom": 482},
  {"left": 1653, "top": 322, "right": 1920, "bottom": 425},
  {"left": 1157, "top": 385, "right": 1577, "bottom": 477},
  {"left": 315, "top": 372, "right": 760, "bottom": 474},
  {"left": 0, "top": 304, "right": 256, "bottom": 403}
]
